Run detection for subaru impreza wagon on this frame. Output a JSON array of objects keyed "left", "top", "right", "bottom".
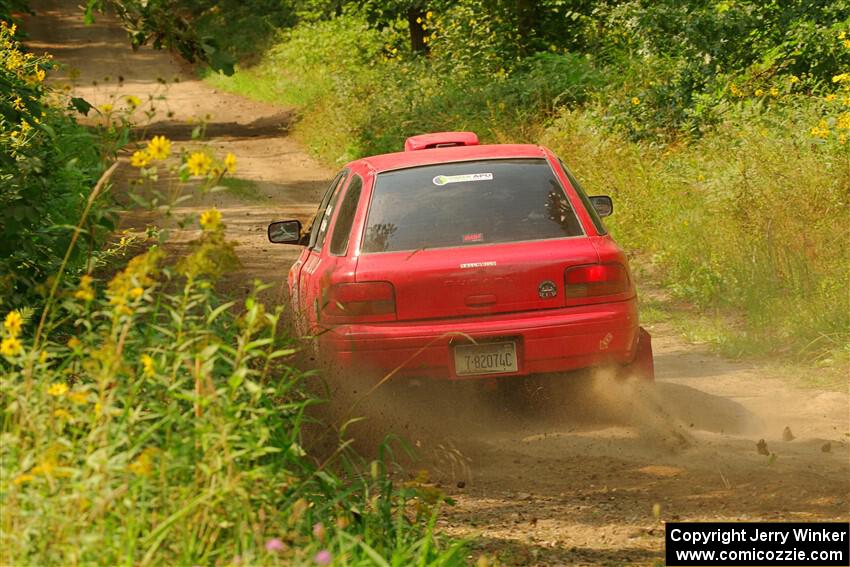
[{"left": 268, "top": 132, "right": 654, "bottom": 382}]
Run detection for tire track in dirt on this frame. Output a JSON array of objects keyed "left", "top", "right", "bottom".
[{"left": 25, "top": 3, "right": 850, "bottom": 565}]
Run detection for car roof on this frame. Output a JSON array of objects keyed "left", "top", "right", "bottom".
[{"left": 355, "top": 144, "right": 549, "bottom": 174}]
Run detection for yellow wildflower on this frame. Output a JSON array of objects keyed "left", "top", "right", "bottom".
[
  {"left": 770, "top": 87, "right": 779, "bottom": 97},
  {"left": 95, "top": 402, "right": 102, "bottom": 417},
  {"left": 224, "top": 152, "right": 237, "bottom": 173},
  {"left": 13, "top": 474, "right": 34, "bottom": 485},
  {"left": 832, "top": 73, "right": 850, "bottom": 84},
  {"left": 74, "top": 288, "right": 94, "bottom": 301},
  {"left": 186, "top": 152, "right": 212, "bottom": 176},
  {"left": 125, "top": 95, "right": 141, "bottom": 107},
  {"left": 146, "top": 135, "right": 171, "bottom": 160},
  {"left": 840, "top": 31, "right": 847, "bottom": 40},
  {"left": 141, "top": 354, "right": 155, "bottom": 377},
  {"left": 99, "top": 103, "right": 113, "bottom": 113},
  {"left": 631, "top": 97, "right": 640, "bottom": 105},
  {"left": 837, "top": 113, "right": 850, "bottom": 130},
  {"left": 130, "top": 150, "right": 151, "bottom": 168},
  {"left": 128, "top": 448, "right": 157, "bottom": 476},
  {"left": 74, "top": 274, "right": 95, "bottom": 301},
  {"left": 789, "top": 75, "right": 799, "bottom": 85},
  {"left": 47, "top": 382, "right": 69, "bottom": 397},
  {"left": 67, "top": 391, "right": 88, "bottom": 405},
  {"left": 199, "top": 208, "right": 222, "bottom": 231},
  {"left": 844, "top": 39, "right": 850, "bottom": 49},
  {"left": 129, "top": 286, "right": 144, "bottom": 299},
  {"left": 53, "top": 408, "right": 72, "bottom": 420},
  {"left": 12, "top": 96, "right": 24, "bottom": 110},
  {"left": 754, "top": 88, "right": 764, "bottom": 97},
  {"left": 1, "top": 336, "right": 22, "bottom": 356},
  {"left": 810, "top": 125, "right": 830, "bottom": 139},
  {"left": 426, "top": 10, "right": 433, "bottom": 19},
  {"left": 67, "top": 337, "right": 81, "bottom": 349},
  {"left": 34, "top": 68, "right": 45, "bottom": 82},
  {"left": 30, "top": 462, "right": 54, "bottom": 476},
  {"left": 4, "top": 310, "right": 23, "bottom": 336},
  {"left": 826, "top": 94, "right": 837, "bottom": 102},
  {"left": 107, "top": 250, "right": 162, "bottom": 315}
]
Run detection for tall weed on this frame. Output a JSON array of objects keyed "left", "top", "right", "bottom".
[{"left": 0, "top": 216, "right": 465, "bottom": 564}]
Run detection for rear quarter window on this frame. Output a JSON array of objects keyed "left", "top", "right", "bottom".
[
  {"left": 309, "top": 170, "right": 349, "bottom": 249},
  {"left": 362, "top": 158, "right": 584, "bottom": 253},
  {"left": 559, "top": 159, "right": 608, "bottom": 236},
  {"left": 329, "top": 175, "right": 363, "bottom": 256}
]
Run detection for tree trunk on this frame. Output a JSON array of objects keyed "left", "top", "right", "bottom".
[
  {"left": 407, "top": 6, "right": 428, "bottom": 54},
  {"left": 516, "top": 0, "right": 538, "bottom": 54}
]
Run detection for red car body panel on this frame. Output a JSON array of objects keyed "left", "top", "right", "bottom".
[
  {"left": 321, "top": 301, "right": 640, "bottom": 380},
  {"left": 282, "top": 137, "right": 654, "bottom": 381}
]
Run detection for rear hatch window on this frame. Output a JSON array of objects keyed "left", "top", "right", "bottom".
[{"left": 362, "top": 158, "right": 584, "bottom": 253}]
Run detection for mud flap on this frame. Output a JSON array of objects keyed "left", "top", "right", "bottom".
[{"left": 619, "top": 327, "right": 655, "bottom": 381}]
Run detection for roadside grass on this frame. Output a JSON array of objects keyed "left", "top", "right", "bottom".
[
  {"left": 220, "top": 177, "right": 264, "bottom": 201},
  {"left": 637, "top": 291, "right": 848, "bottom": 391},
  {"left": 207, "top": 66, "right": 285, "bottom": 106},
  {"left": 206, "top": 14, "right": 850, "bottom": 368},
  {"left": 543, "top": 109, "right": 849, "bottom": 369},
  {"left": 0, "top": 235, "right": 467, "bottom": 565}
]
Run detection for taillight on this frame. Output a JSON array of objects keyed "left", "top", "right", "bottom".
[
  {"left": 565, "top": 263, "right": 630, "bottom": 302},
  {"left": 322, "top": 282, "right": 396, "bottom": 323}
]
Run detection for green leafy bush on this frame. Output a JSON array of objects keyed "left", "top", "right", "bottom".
[{"left": 0, "top": 22, "right": 113, "bottom": 308}]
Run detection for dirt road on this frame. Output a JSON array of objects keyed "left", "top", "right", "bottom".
[{"left": 24, "top": 3, "right": 849, "bottom": 565}]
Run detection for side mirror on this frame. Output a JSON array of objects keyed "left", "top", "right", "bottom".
[
  {"left": 589, "top": 195, "right": 613, "bottom": 217},
  {"left": 268, "top": 220, "right": 303, "bottom": 245}
]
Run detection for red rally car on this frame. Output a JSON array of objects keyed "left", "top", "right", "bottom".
[{"left": 268, "top": 132, "right": 654, "bottom": 382}]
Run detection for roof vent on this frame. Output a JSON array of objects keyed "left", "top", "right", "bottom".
[{"left": 404, "top": 131, "right": 479, "bottom": 152}]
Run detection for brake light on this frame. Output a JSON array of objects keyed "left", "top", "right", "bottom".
[
  {"left": 565, "top": 263, "right": 629, "bottom": 300},
  {"left": 322, "top": 282, "right": 396, "bottom": 323}
]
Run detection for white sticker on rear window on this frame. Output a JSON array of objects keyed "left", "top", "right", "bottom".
[{"left": 433, "top": 173, "right": 493, "bottom": 186}]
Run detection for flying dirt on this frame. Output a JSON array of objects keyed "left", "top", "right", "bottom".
[{"left": 25, "top": 1, "right": 850, "bottom": 564}]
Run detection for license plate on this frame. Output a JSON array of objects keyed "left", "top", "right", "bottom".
[{"left": 454, "top": 341, "right": 518, "bottom": 376}]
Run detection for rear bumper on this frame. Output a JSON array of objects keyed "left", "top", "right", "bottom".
[{"left": 318, "top": 300, "right": 647, "bottom": 380}]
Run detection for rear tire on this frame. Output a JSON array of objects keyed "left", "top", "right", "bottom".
[{"left": 492, "top": 370, "right": 595, "bottom": 419}]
